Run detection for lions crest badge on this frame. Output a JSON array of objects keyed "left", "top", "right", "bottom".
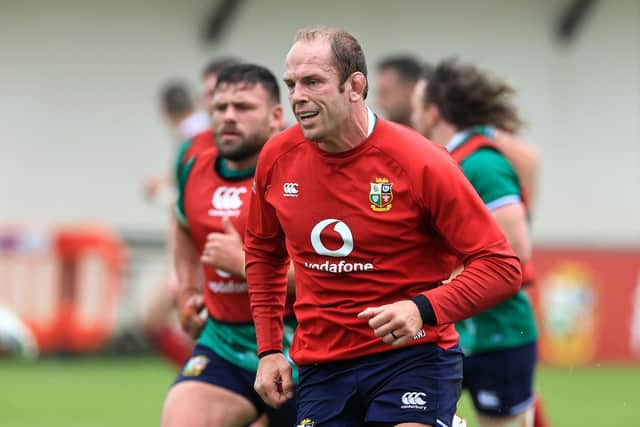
[
  {"left": 182, "top": 355, "right": 209, "bottom": 377},
  {"left": 369, "top": 177, "right": 393, "bottom": 212}
]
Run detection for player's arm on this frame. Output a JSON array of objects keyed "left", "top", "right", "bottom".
[
  {"left": 244, "top": 170, "right": 289, "bottom": 354},
  {"left": 359, "top": 146, "right": 521, "bottom": 347},
  {"left": 465, "top": 148, "right": 531, "bottom": 264},
  {"left": 244, "top": 154, "right": 293, "bottom": 408},
  {"left": 173, "top": 157, "right": 206, "bottom": 339},
  {"left": 414, "top": 149, "right": 522, "bottom": 326},
  {"left": 492, "top": 204, "right": 530, "bottom": 263},
  {"left": 142, "top": 173, "right": 175, "bottom": 206},
  {"left": 173, "top": 216, "right": 204, "bottom": 298},
  {"left": 173, "top": 216, "right": 206, "bottom": 339},
  {"left": 494, "top": 129, "right": 540, "bottom": 211}
]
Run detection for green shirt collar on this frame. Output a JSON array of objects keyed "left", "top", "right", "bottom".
[{"left": 215, "top": 156, "right": 256, "bottom": 181}]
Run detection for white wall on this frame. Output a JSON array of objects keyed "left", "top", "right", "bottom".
[{"left": 1, "top": 0, "right": 638, "bottom": 243}]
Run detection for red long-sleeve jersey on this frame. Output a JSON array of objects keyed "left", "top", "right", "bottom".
[{"left": 245, "top": 118, "right": 521, "bottom": 365}]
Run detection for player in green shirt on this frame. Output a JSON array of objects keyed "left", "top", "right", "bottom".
[{"left": 412, "top": 59, "right": 545, "bottom": 427}]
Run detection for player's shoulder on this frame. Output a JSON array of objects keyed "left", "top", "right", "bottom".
[
  {"left": 493, "top": 129, "right": 540, "bottom": 165},
  {"left": 460, "top": 147, "right": 520, "bottom": 195},
  {"left": 175, "top": 137, "right": 194, "bottom": 162},
  {"left": 193, "top": 128, "right": 214, "bottom": 143},
  {"left": 182, "top": 146, "right": 217, "bottom": 183},
  {"left": 462, "top": 146, "right": 513, "bottom": 174},
  {"left": 188, "top": 129, "right": 216, "bottom": 158},
  {"left": 260, "top": 124, "right": 307, "bottom": 165},
  {"left": 193, "top": 145, "right": 218, "bottom": 164},
  {"left": 372, "top": 119, "right": 455, "bottom": 172}
]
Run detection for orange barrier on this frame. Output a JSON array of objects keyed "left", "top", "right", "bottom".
[{"left": 0, "top": 224, "right": 126, "bottom": 353}]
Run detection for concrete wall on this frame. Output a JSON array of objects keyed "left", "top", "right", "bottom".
[{"left": 1, "top": 0, "right": 638, "bottom": 243}]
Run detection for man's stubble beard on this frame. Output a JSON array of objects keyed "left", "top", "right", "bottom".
[{"left": 218, "top": 131, "right": 268, "bottom": 162}]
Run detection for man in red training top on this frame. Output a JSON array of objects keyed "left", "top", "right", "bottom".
[
  {"left": 162, "top": 64, "right": 297, "bottom": 427},
  {"left": 143, "top": 58, "right": 240, "bottom": 371},
  {"left": 245, "top": 27, "right": 522, "bottom": 427}
]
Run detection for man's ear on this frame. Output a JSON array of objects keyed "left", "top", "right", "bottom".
[
  {"left": 270, "top": 104, "right": 285, "bottom": 132},
  {"left": 428, "top": 103, "right": 441, "bottom": 124},
  {"left": 348, "top": 72, "right": 367, "bottom": 102}
]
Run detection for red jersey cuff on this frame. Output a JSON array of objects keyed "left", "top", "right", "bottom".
[{"left": 258, "top": 349, "right": 283, "bottom": 358}]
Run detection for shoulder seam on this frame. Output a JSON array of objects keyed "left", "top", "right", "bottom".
[
  {"left": 368, "top": 144, "right": 424, "bottom": 210},
  {"left": 262, "top": 137, "right": 308, "bottom": 183}
]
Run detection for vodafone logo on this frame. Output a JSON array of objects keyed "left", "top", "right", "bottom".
[
  {"left": 216, "top": 268, "right": 231, "bottom": 278},
  {"left": 305, "top": 219, "right": 373, "bottom": 274},
  {"left": 310, "top": 219, "right": 353, "bottom": 257}
]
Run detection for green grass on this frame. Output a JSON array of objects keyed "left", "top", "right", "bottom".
[
  {"left": 1, "top": 357, "right": 638, "bottom": 426},
  {"left": 0, "top": 356, "right": 174, "bottom": 427}
]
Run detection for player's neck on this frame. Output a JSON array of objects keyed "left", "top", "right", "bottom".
[
  {"left": 224, "top": 152, "right": 259, "bottom": 172},
  {"left": 317, "top": 104, "right": 369, "bottom": 153},
  {"left": 393, "top": 112, "right": 412, "bottom": 127},
  {"left": 432, "top": 123, "right": 457, "bottom": 148}
]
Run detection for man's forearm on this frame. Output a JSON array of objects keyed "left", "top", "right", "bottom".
[{"left": 173, "top": 218, "right": 203, "bottom": 298}]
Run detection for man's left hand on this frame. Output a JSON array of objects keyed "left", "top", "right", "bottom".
[
  {"left": 200, "top": 216, "right": 245, "bottom": 277},
  {"left": 357, "top": 300, "right": 424, "bottom": 347}
]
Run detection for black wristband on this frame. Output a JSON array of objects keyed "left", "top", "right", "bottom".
[
  {"left": 411, "top": 295, "right": 437, "bottom": 326},
  {"left": 258, "top": 349, "right": 282, "bottom": 358}
]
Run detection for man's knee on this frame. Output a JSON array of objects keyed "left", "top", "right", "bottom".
[{"left": 161, "top": 381, "right": 257, "bottom": 427}]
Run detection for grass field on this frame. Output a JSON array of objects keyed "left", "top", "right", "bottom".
[{"left": 1, "top": 356, "right": 638, "bottom": 426}]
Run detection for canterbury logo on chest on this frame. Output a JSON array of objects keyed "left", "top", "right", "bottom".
[
  {"left": 283, "top": 182, "right": 299, "bottom": 197},
  {"left": 208, "top": 186, "right": 247, "bottom": 217}
]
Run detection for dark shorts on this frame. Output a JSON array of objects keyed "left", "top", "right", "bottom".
[
  {"left": 174, "top": 344, "right": 297, "bottom": 426},
  {"left": 462, "top": 341, "right": 537, "bottom": 417},
  {"left": 296, "top": 343, "right": 463, "bottom": 427}
]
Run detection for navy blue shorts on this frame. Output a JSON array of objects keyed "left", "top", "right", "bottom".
[
  {"left": 462, "top": 341, "right": 537, "bottom": 417},
  {"left": 174, "top": 344, "right": 297, "bottom": 426},
  {"left": 296, "top": 343, "right": 463, "bottom": 427}
]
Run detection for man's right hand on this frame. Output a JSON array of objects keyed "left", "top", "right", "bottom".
[
  {"left": 254, "top": 353, "right": 294, "bottom": 408},
  {"left": 177, "top": 293, "right": 206, "bottom": 339}
]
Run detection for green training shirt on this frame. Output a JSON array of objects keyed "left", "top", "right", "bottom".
[
  {"left": 197, "top": 317, "right": 298, "bottom": 380},
  {"left": 451, "top": 133, "right": 538, "bottom": 355}
]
